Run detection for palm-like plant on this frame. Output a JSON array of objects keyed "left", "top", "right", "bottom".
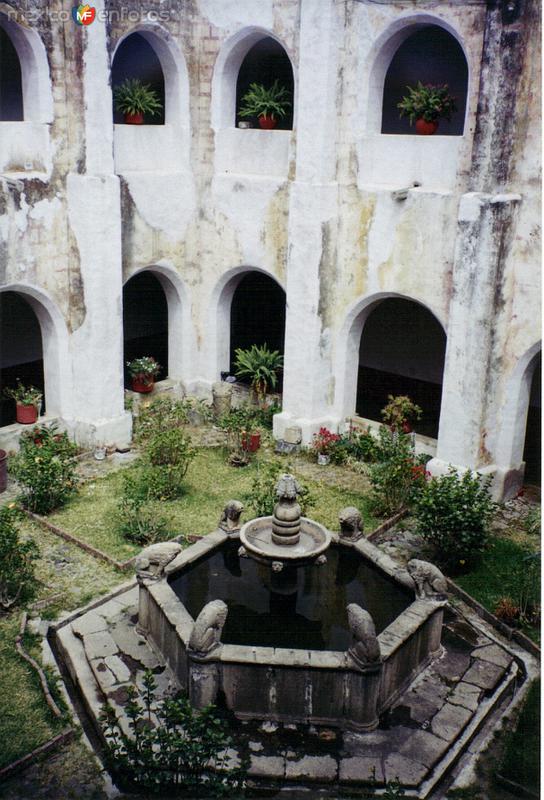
[
  {"left": 113, "top": 78, "right": 163, "bottom": 118},
  {"left": 234, "top": 344, "right": 283, "bottom": 405},
  {"left": 238, "top": 80, "right": 291, "bottom": 122},
  {"left": 397, "top": 82, "right": 457, "bottom": 125}
]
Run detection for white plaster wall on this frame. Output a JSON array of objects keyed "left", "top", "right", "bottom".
[
  {"left": 0, "top": 123, "right": 51, "bottom": 175},
  {"left": 214, "top": 129, "right": 292, "bottom": 177}
]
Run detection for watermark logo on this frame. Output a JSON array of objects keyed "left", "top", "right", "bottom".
[{"left": 72, "top": 4, "right": 96, "bottom": 25}]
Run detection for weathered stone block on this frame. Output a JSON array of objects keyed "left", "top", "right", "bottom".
[
  {"left": 249, "top": 755, "right": 285, "bottom": 778},
  {"left": 447, "top": 681, "right": 482, "bottom": 711},
  {"left": 431, "top": 702, "right": 473, "bottom": 741},
  {"left": 463, "top": 659, "right": 506, "bottom": 690},
  {"left": 83, "top": 631, "right": 119, "bottom": 660},
  {"left": 383, "top": 754, "right": 427, "bottom": 787},
  {"left": 471, "top": 644, "right": 513, "bottom": 670},
  {"left": 339, "top": 756, "right": 384, "bottom": 784},
  {"left": 285, "top": 754, "right": 337, "bottom": 782}
]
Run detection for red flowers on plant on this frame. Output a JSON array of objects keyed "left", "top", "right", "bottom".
[{"left": 311, "top": 427, "right": 340, "bottom": 455}]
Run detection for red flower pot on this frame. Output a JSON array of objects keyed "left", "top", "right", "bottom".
[
  {"left": 258, "top": 114, "right": 277, "bottom": 130},
  {"left": 415, "top": 118, "right": 438, "bottom": 135},
  {"left": 241, "top": 432, "right": 261, "bottom": 452},
  {"left": 16, "top": 403, "right": 38, "bottom": 424},
  {"left": 124, "top": 112, "right": 144, "bottom": 125},
  {"left": 131, "top": 375, "right": 155, "bottom": 394},
  {"left": 402, "top": 422, "right": 413, "bottom": 434}
]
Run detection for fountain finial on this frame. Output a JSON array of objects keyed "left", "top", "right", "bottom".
[{"left": 272, "top": 473, "right": 302, "bottom": 546}]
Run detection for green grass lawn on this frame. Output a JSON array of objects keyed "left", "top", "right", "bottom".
[
  {"left": 47, "top": 448, "right": 379, "bottom": 561},
  {"left": 498, "top": 679, "right": 540, "bottom": 793}
]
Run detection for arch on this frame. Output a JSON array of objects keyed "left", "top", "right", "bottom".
[
  {"left": 211, "top": 27, "right": 295, "bottom": 130},
  {"left": 123, "top": 265, "right": 191, "bottom": 383},
  {"left": 336, "top": 292, "right": 447, "bottom": 432},
  {"left": 209, "top": 267, "right": 286, "bottom": 379},
  {"left": 364, "top": 14, "right": 469, "bottom": 136},
  {"left": 0, "top": 9, "right": 54, "bottom": 122},
  {"left": 111, "top": 24, "right": 190, "bottom": 127},
  {"left": 0, "top": 284, "right": 70, "bottom": 422},
  {"left": 495, "top": 342, "right": 541, "bottom": 483},
  {"left": 235, "top": 36, "right": 294, "bottom": 130}
]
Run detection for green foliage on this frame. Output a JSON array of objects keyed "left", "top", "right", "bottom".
[
  {"left": 381, "top": 394, "right": 422, "bottom": 432},
  {"left": 4, "top": 380, "right": 42, "bottom": 408},
  {"left": 0, "top": 506, "right": 39, "bottom": 611},
  {"left": 10, "top": 425, "right": 79, "bottom": 515},
  {"left": 216, "top": 404, "right": 262, "bottom": 465},
  {"left": 100, "top": 670, "right": 246, "bottom": 796},
  {"left": 233, "top": 344, "right": 283, "bottom": 402},
  {"left": 414, "top": 468, "right": 495, "bottom": 569},
  {"left": 113, "top": 79, "right": 163, "bottom": 117},
  {"left": 126, "top": 356, "right": 161, "bottom": 379},
  {"left": 507, "top": 550, "right": 541, "bottom": 625},
  {"left": 133, "top": 395, "right": 214, "bottom": 443},
  {"left": 498, "top": 679, "right": 540, "bottom": 793},
  {"left": 238, "top": 79, "right": 291, "bottom": 120},
  {"left": 116, "top": 472, "right": 170, "bottom": 545},
  {"left": 397, "top": 82, "right": 457, "bottom": 124},
  {"left": 242, "top": 461, "right": 314, "bottom": 517},
  {"left": 326, "top": 427, "right": 379, "bottom": 465},
  {"left": 523, "top": 505, "right": 541, "bottom": 537},
  {"left": 369, "top": 427, "right": 426, "bottom": 516},
  {"left": 143, "top": 428, "right": 197, "bottom": 500}
]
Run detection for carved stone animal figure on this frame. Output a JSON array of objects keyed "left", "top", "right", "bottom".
[
  {"left": 134, "top": 541, "right": 183, "bottom": 578},
  {"left": 406, "top": 559, "right": 448, "bottom": 599},
  {"left": 347, "top": 603, "right": 381, "bottom": 666},
  {"left": 219, "top": 500, "right": 244, "bottom": 533},
  {"left": 339, "top": 506, "right": 364, "bottom": 540},
  {"left": 188, "top": 600, "right": 228, "bottom": 655}
]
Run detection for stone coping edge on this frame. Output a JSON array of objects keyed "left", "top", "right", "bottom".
[
  {"left": 50, "top": 579, "right": 138, "bottom": 633},
  {"left": 0, "top": 728, "right": 75, "bottom": 781}
]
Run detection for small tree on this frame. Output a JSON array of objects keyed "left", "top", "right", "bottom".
[
  {"left": 234, "top": 344, "right": 283, "bottom": 406},
  {"left": 369, "top": 427, "right": 426, "bottom": 516},
  {"left": 0, "top": 506, "right": 39, "bottom": 611},
  {"left": 100, "top": 670, "right": 246, "bottom": 797},
  {"left": 10, "top": 425, "right": 79, "bottom": 514}
]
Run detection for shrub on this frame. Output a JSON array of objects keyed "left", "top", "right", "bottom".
[
  {"left": 523, "top": 505, "right": 541, "bottom": 537},
  {"left": 369, "top": 427, "right": 426, "bottom": 516},
  {"left": 243, "top": 461, "right": 314, "bottom": 518},
  {"left": 381, "top": 395, "right": 422, "bottom": 432},
  {"left": 100, "top": 670, "right": 246, "bottom": 797},
  {"left": 143, "top": 428, "right": 196, "bottom": 500},
  {"left": 329, "top": 428, "right": 379, "bottom": 465},
  {"left": 0, "top": 506, "right": 39, "bottom": 611},
  {"left": 414, "top": 469, "right": 495, "bottom": 569},
  {"left": 10, "top": 425, "right": 79, "bottom": 514},
  {"left": 116, "top": 473, "right": 170, "bottom": 545},
  {"left": 310, "top": 427, "right": 340, "bottom": 458},
  {"left": 216, "top": 405, "right": 260, "bottom": 465},
  {"left": 134, "top": 396, "right": 190, "bottom": 443}
]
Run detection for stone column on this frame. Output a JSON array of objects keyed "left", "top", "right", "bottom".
[
  {"left": 64, "top": 1, "right": 131, "bottom": 448},
  {"left": 344, "top": 662, "right": 382, "bottom": 732},
  {"left": 427, "top": 192, "right": 521, "bottom": 498},
  {"left": 274, "top": 0, "right": 341, "bottom": 444},
  {"left": 187, "top": 653, "right": 221, "bottom": 709}
]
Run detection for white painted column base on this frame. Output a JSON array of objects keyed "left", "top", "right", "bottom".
[
  {"left": 62, "top": 412, "right": 133, "bottom": 450},
  {"left": 426, "top": 457, "right": 525, "bottom": 502},
  {"left": 273, "top": 411, "right": 342, "bottom": 446}
]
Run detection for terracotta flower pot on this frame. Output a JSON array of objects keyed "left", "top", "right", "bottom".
[
  {"left": 131, "top": 374, "right": 155, "bottom": 394},
  {"left": 415, "top": 118, "right": 438, "bottom": 135},
  {"left": 124, "top": 112, "right": 144, "bottom": 125},
  {"left": 258, "top": 114, "right": 277, "bottom": 130},
  {"left": 402, "top": 422, "right": 413, "bottom": 434},
  {"left": 16, "top": 403, "right": 38, "bottom": 425},
  {"left": 241, "top": 432, "right": 261, "bottom": 452}
]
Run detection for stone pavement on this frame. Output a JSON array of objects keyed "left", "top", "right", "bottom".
[{"left": 52, "top": 583, "right": 523, "bottom": 798}]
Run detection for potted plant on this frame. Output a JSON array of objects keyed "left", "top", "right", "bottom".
[
  {"left": 217, "top": 405, "right": 258, "bottom": 465},
  {"left": 234, "top": 344, "right": 283, "bottom": 408},
  {"left": 127, "top": 357, "right": 161, "bottom": 394},
  {"left": 113, "top": 78, "right": 163, "bottom": 125},
  {"left": 238, "top": 79, "right": 291, "bottom": 130},
  {"left": 397, "top": 82, "right": 457, "bottom": 135},
  {"left": 381, "top": 395, "right": 422, "bottom": 433},
  {"left": 4, "top": 381, "right": 42, "bottom": 425},
  {"left": 311, "top": 427, "right": 340, "bottom": 465}
]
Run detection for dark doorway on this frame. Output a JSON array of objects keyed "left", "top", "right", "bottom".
[
  {"left": 236, "top": 37, "right": 294, "bottom": 129},
  {"left": 381, "top": 26, "right": 468, "bottom": 136},
  {"left": 111, "top": 33, "right": 165, "bottom": 125},
  {"left": 123, "top": 273, "right": 168, "bottom": 387},
  {"left": 523, "top": 355, "right": 541, "bottom": 486},
  {"left": 0, "top": 292, "right": 44, "bottom": 425},
  {"left": 0, "top": 25, "right": 23, "bottom": 120},
  {"left": 229, "top": 273, "right": 286, "bottom": 382},
  {"left": 356, "top": 299, "right": 446, "bottom": 438}
]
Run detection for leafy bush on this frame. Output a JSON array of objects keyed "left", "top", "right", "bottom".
[
  {"left": 328, "top": 428, "right": 379, "bottom": 465},
  {"left": 243, "top": 461, "right": 314, "bottom": 518},
  {"left": 497, "top": 551, "right": 541, "bottom": 627},
  {"left": 134, "top": 396, "right": 190, "bottom": 443},
  {"left": 381, "top": 394, "right": 422, "bottom": 432},
  {"left": 0, "top": 506, "right": 39, "bottom": 611},
  {"left": 310, "top": 427, "right": 340, "bottom": 458},
  {"left": 143, "top": 428, "right": 196, "bottom": 500},
  {"left": 10, "top": 425, "right": 79, "bottom": 514},
  {"left": 369, "top": 427, "right": 426, "bottom": 516},
  {"left": 100, "top": 670, "right": 246, "bottom": 797},
  {"left": 523, "top": 505, "right": 541, "bottom": 537},
  {"left": 414, "top": 469, "right": 495, "bottom": 568},
  {"left": 216, "top": 405, "right": 261, "bottom": 465},
  {"left": 116, "top": 473, "right": 170, "bottom": 545}
]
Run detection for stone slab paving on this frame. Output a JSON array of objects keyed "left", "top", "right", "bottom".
[{"left": 53, "top": 585, "right": 522, "bottom": 798}]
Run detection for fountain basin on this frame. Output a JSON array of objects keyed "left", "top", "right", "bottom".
[
  {"left": 138, "top": 530, "right": 446, "bottom": 732},
  {"left": 240, "top": 515, "right": 331, "bottom": 567}
]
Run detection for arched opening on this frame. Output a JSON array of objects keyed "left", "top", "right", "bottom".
[
  {"left": 112, "top": 32, "right": 165, "bottom": 125},
  {"left": 0, "top": 292, "right": 44, "bottom": 425},
  {"left": 235, "top": 36, "right": 294, "bottom": 129},
  {"left": 356, "top": 298, "right": 446, "bottom": 438},
  {"left": 0, "top": 24, "right": 23, "bottom": 120},
  {"left": 123, "top": 272, "right": 169, "bottom": 387},
  {"left": 523, "top": 354, "right": 541, "bottom": 486},
  {"left": 381, "top": 26, "right": 468, "bottom": 136},
  {"left": 229, "top": 272, "right": 286, "bottom": 381}
]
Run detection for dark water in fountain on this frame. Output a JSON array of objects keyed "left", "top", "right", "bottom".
[{"left": 169, "top": 542, "right": 412, "bottom": 651}]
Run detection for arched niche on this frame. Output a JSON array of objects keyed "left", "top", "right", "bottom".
[
  {"left": 0, "top": 25, "right": 23, "bottom": 120},
  {"left": 235, "top": 36, "right": 294, "bottom": 130}
]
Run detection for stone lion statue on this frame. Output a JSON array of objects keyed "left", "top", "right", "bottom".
[
  {"left": 188, "top": 600, "right": 228, "bottom": 655},
  {"left": 406, "top": 559, "right": 448, "bottom": 600},
  {"left": 134, "top": 541, "right": 183, "bottom": 579},
  {"left": 339, "top": 506, "right": 364, "bottom": 541},
  {"left": 219, "top": 500, "right": 244, "bottom": 533},
  {"left": 347, "top": 603, "right": 381, "bottom": 666}
]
